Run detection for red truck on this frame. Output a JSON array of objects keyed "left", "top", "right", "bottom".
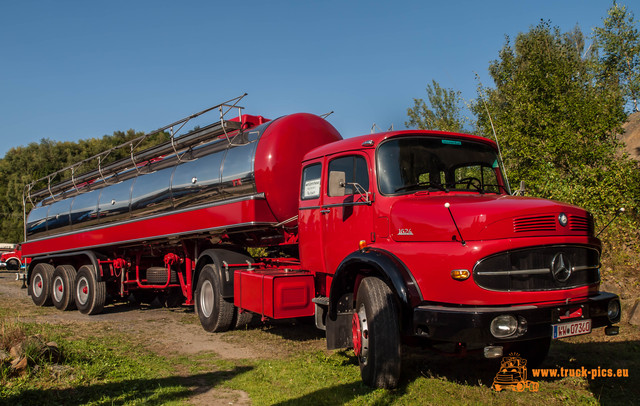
[
  {"left": 21, "top": 97, "right": 621, "bottom": 388},
  {"left": 0, "top": 244, "right": 29, "bottom": 271}
]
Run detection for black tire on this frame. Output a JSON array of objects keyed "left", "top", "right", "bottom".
[
  {"left": 29, "top": 263, "right": 54, "bottom": 306},
  {"left": 233, "top": 308, "right": 258, "bottom": 330},
  {"left": 508, "top": 337, "right": 551, "bottom": 368},
  {"left": 74, "top": 265, "right": 106, "bottom": 315},
  {"left": 352, "top": 277, "right": 402, "bottom": 389},
  {"left": 146, "top": 266, "right": 178, "bottom": 284},
  {"left": 194, "top": 264, "right": 234, "bottom": 332},
  {"left": 6, "top": 258, "right": 20, "bottom": 271},
  {"left": 51, "top": 265, "right": 77, "bottom": 311}
]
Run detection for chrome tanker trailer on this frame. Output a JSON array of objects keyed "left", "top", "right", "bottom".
[{"left": 22, "top": 96, "right": 341, "bottom": 327}]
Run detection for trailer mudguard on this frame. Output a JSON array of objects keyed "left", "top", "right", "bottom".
[
  {"left": 328, "top": 248, "right": 423, "bottom": 328},
  {"left": 195, "top": 249, "right": 254, "bottom": 298}
]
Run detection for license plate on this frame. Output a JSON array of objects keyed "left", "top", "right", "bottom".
[{"left": 552, "top": 319, "right": 592, "bottom": 339}]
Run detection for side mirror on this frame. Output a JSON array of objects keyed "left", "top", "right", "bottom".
[
  {"left": 329, "top": 171, "right": 346, "bottom": 197},
  {"left": 514, "top": 180, "right": 526, "bottom": 196}
]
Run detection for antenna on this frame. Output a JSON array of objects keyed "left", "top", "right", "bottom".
[
  {"left": 480, "top": 95, "right": 511, "bottom": 194},
  {"left": 445, "top": 202, "right": 466, "bottom": 246},
  {"left": 596, "top": 208, "right": 625, "bottom": 238}
]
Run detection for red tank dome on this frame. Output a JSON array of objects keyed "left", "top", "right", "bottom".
[{"left": 254, "top": 113, "right": 342, "bottom": 224}]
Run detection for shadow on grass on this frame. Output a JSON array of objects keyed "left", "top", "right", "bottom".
[
  {"left": 272, "top": 381, "right": 379, "bottom": 406},
  {"left": 251, "top": 317, "right": 326, "bottom": 342},
  {"left": 397, "top": 338, "right": 639, "bottom": 406},
  {"left": 270, "top": 338, "right": 638, "bottom": 405},
  {"left": 0, "top": 367, "right": 252, "bottom": 406}
]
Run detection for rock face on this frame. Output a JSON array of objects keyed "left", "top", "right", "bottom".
[{"left": 621, "top": 112, "right": 640, "bottom": 161}]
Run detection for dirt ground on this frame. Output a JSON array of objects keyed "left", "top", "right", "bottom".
[{"left": 0, "top": 271, "right": 325, "bottom": 405}]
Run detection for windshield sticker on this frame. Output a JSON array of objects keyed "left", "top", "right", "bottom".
[
  {"left": 492, "top": 159, "right": 499, "bottom": 168},
  {"left": 441, "top": 139, "right": 462, "bottom": 146},
  {"left": 304, "top": 179, "right": 321, "bottom": 198}
]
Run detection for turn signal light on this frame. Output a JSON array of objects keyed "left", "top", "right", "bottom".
[
  {"left": 450, "top": 269, "right": 470, "bottom": 280},
  {"left": 359, "top": 240, "right": 368, "bottom": 250}
]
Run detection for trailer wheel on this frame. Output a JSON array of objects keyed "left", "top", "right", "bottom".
[
  {"left": 195, "top": 264, "right": 234, "bottom": 332},
  {"left": 51, "top": 265, "right": 77, "bottom": 311},
  {"left": 30, "top": 263, "right": 54, "bottom": 306},
  {"left": 75, "top": 265, "right": 106, "bottom": 315},
  {"left": 6, "top": 258, "right": 20, "bottom": 271},
  {"left": 352, "top": 277, "right": 401, "bottom": 389}
]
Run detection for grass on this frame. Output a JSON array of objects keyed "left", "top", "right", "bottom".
[{"left": 1, "top": 277, "right": 638, "bottom": 405}]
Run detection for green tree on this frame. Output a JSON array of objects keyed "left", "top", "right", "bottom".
[
  {"left": 594, "top": 2, "right": 640, "bottom": 112},
  {"left": 474, "top": 20, "right": 640, "bottom": 273},
  {"left": 0, "top": 129, "right": 169, "bottom": 242},
  {"left": 405, "top": 80, "right": 466, "bottom": 132}
]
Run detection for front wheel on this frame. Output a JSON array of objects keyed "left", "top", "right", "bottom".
[
  {"left": 6, "top": 258, "right": 20, "bottom": 271},
  {"left": 30, "top": 263, "right": 54, "bottom": 306},
  {"left": 352, "top": 277, "right": 402, "bottom": 388},
  {"left": 194, "top": 264, "right": 234, "bottom": 332},
  {"left": 74, "top": 265, "right": 106, "bottom": 315}
]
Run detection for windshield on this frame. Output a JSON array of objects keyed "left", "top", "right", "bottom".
[{"left": 376, "top": 136, "right": 509, "bottom": 195}]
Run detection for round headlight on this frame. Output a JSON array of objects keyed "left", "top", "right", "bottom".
[
  {"left": 490, "top": 315, "right": 518, "bottom": 338},
  {"left": 607, "top": 300, "right": 621, "bottom": 322}
]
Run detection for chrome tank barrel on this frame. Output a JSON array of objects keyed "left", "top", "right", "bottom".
[{"left": 25, "top": 113, "right": 342, "bottom": 241}]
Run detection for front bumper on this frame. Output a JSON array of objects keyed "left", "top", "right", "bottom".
[{"left": 413, "top": 292, "right": 620, "bottom": 344}]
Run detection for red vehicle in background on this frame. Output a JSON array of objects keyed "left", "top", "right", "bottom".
[
  {"left": 20, "top": 96, "right": 621, "bottom": 388},
  {"left": 0, "top": 244, "right": 29, "bottom": 271}
]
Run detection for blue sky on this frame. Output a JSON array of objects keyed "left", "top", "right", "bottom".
[{"left": 0, "top": 1, "right": 623, "bottom": 158}]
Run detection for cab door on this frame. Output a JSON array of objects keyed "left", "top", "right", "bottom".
[
  {"left": 298, "top": 159, "right": 325, "bottom": 274},
  {"left": 321, "top": 153, "right": 373, "bottom": 275}
]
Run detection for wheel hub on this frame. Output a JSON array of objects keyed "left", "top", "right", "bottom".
[
  {"left": 352, "top": 312, "right": 362, "bottom": 356},
  {"left": 53, "top": 276, "right": 64, "bottom": 302},
  {"left": 352, "top": 305, "right": 369, "bottom": 361}
]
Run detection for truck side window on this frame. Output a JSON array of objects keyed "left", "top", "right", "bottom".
[
  {"left": 301, "top": 163, "right": 322, "bottom": 200},
  {"left": 328, "top": 156, "right": 369, "bottom": 196}
]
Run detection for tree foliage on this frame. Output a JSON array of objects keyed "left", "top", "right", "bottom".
[
  {"left": 0, "top": 130, "right": 169, "bottom": 243},
  {"left": 471, "top": 18, "right": 640, "bottom": 273},
  {"left": 593, "top": 2, "right": 640, "bottom": 112},
  {"left": 405, "top": 80, "right": 466, "bottom": 132}
]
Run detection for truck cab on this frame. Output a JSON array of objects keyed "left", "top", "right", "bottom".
[{"left": 299, "top": 129, "right": 621, "bottom": 388}]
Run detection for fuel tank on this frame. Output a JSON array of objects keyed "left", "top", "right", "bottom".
[{"left": 25, "top": 113, "right": 342, "bottom": 242}]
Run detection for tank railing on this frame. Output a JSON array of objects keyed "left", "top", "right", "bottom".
[
  {"left": 24, "top": 94, "right": 248, "bottom": 205},
  {"left": 220, "top": 96, "right": 247, "bottom": 146}
]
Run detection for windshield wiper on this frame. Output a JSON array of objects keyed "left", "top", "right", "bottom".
[{"left": 395, "top": 181, "right": 448, "bottom": 193}]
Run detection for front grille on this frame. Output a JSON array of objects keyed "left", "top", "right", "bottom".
[
  {"left": 513, "top": 215, "right": 556, "bottom": 233},
  {"left": 474, "top": 245, "right": 600, "bottom": 292},
  {"left": 569, "top": 214, "right": 593, "bottom": 233}
]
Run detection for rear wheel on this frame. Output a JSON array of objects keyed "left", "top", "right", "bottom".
[
  {"left": 352, "top": 277, "right": 402, "bottom": 388},
  {"left": 195, "top": 264, "right": 234, "bottom": 332},
  {"left": 233, "top": 308, "right": 257, "bottom": 330},
  {"left": 51, "top": 265, "right": 77, "bottom": 311},
  {"left": 29, "top": 263, "right": 54, "bottom": 306},
  {"left": 74, "top": 265, "right": 106, "bottom": 315}
]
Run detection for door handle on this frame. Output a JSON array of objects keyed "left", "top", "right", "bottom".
[{"left": 320, "top": 209, "right": 331, "bottom": 214}]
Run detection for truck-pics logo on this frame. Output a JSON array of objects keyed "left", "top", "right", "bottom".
[{"left": 492, "top": 353, "right": 539, "bottom": 392}]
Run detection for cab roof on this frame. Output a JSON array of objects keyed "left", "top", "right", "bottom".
[{"left": 302, "top": 129, "right": 498, "bottom": 162}]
